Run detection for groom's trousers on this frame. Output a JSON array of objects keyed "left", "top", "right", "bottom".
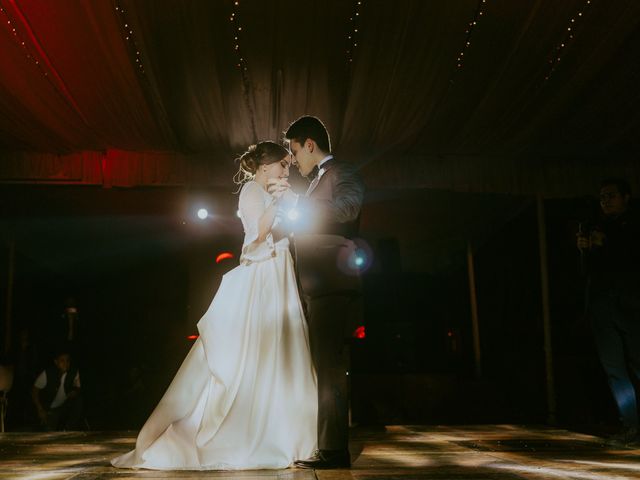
[
  {"left": 294, "top": 234, "right": 362, "bottom": 451},
  {"left": 305, "top": 293, "right": 354, "bottom": 451}
]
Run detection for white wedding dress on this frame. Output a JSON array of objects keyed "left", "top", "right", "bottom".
[{"left": 112, "top": 181, "right": 317, "bottom": 470}]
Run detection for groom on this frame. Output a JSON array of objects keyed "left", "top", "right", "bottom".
[{"left": 271, "top": 115, "right": 365, "bottom": 469}]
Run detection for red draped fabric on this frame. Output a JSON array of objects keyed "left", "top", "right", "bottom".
[
  {"left": 0, "top": 150, "right": 225, "bottom": 187},
  {"left": 0, "top": 151, "right": 99, "bottom": 183}
]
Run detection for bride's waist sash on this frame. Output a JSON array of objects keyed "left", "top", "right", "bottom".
[{"left": 240, "top": 240, "right": 290, "bottom": 266}]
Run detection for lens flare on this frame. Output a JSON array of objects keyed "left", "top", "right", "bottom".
[
  {"left": 216, "top": 252, "right": 234, "bottom": 264},
  {"left": 287, "top": 208, "right": 299, "bottom": 221}
]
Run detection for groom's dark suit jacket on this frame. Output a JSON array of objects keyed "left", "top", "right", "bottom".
[{"left": 292, "top": 158, "right": 365, "bottom": 299}]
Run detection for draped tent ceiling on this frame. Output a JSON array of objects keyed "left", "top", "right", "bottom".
[{"left": 1, "top": 0, "right": 639, "bottom": 195}]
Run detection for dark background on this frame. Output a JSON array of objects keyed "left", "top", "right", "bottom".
[{"left": 0, "top": 183, "right": 618, "bottom": 431}]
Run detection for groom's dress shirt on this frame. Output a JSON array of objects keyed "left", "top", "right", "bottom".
[{"left": 307, "top": 155, "right": 333, "bottom": 179}]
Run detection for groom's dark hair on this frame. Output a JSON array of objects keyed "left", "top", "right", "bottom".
[{"left": 284, "top": 116, "right": 331, "bottom": 153}]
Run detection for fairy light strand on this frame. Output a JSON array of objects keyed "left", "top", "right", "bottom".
[
  {"left": 0, "top": 5, "right": 41, "bottom": 71},
  {"left": 455, "top": 0, "right": 487, "bottom": 72},
  {"left": 114, "top": 2, "right": 145, "bottom": 75},
  {"left": 229, "top": 0, "right": 257, "bottom": 140},
  {"left": 0, "top": 3, "right": 90, "bottom": 124},
  {"left": 346, "top": 1, "right": 363, "bottom": 65},
  {"left": 230, "top": 0, "right": 247, "bottom": 72},
  {"left": 544, "top": 0, "right": 593, "bottom": 81}
]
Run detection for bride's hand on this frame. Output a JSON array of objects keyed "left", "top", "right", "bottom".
[
  {"left": 267, "top": 178, "right": 298, "bottom": 205},
  {"left": 267, "top": 178, "right": 290, "bottom": 198}
]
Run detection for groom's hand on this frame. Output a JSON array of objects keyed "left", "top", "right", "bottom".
[
  {"left": 267, "top": 178, "right": 290, "bottom": 196},
  {"left": 267, "top": 178, "right": 299, "bottom": 210}
]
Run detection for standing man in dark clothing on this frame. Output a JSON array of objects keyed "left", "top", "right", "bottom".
[
  {"left": 270, "top": 115, "right": 365, "bottom": 469},
  {"left": 578, "top": 178, "right": 640, "bottom": 443}
]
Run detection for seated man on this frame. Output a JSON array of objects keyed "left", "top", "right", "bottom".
[{"left": 32, "top": 348, "right": 83, "bottom": 431}]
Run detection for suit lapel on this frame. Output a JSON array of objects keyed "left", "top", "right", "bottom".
[
  {"left": 306, "top": 176, "right": 320, "bottom": 196},
  {"left": 306, "top": 159, "right": 335, "bottom": 196}
]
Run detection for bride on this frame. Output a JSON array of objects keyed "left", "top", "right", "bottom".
[{"left": 112, "top": 141, "right": 317, "bottom": 470}]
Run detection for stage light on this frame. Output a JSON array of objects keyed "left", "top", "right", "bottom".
[
  {"left": 197, "top": 208, "right": 208, "bottom": 220},
  {"left": 287, "top": 208, "right": 299, "bottom": 221},
  {"left": 216, "top": 252, "right": 234, "bottom": 264},
  {"left": 353, "top": 325, "right": 366, "bottom": 339},
  {"left": 187, "top": 334, "right": 199, "bottom": 341}
]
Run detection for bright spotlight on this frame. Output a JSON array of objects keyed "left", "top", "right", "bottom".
[
  {"left": 197, "top": 208, "right": 208, "bottom": 220},
  {"left": 354, "top": 255, "right": 365, "bottom": 267},
  {"left": 287, "top": 208, "right": 299, "bottom": 221}
]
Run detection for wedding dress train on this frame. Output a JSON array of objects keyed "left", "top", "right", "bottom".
[{"left": 112, "top": 181, "right": 317, "bottom": 470}]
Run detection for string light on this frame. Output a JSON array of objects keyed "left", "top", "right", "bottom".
[
  {"left": 229, "top": 0, "right": 257, "bottom": 140},
  {"left": 230, "top": 0, "right": 248, "bottom": 72},
  {"left": 544, "top": 0, "right": 593, "bottom": 81},
  {"left": 455, "top": 0, "right": 487, "bottom": 72},
  {"left": 114, "top": 2, "right": 145, "bottom": 75},
  {"left": 0, "top": 5, "right": 37, "bottom": 65},
  {"left": 346, "top": 1, "right": 364, "bottom": 65},
  {"left": 0, "top": 3, "right": 88, "bottom": 123}
]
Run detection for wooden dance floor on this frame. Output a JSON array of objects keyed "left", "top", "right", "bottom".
[{"left": 2, "top": 425, "right": 640, "bottom": 479}]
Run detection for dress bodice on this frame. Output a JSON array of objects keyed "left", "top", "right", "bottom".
[{"left": 238, "top": 181, "right": 289, "bottom": 264}]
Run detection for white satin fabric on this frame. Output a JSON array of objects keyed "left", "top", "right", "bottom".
[{"left": 112, "top": 181, "right": 317, "bottom": 470}]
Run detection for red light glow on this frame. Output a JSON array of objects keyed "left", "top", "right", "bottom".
[
  {"left": 216, "top": 252, "right": 234, "bottom": 264},
  {"left": 353, "top": 325, "right": 365, "bottom": 339},
  {"left": 187, "top": 335, "right": 199, "bottom": 341}
]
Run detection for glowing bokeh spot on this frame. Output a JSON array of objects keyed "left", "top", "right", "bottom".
[
  {"left": 187, "top": 334, "right": 199, "bottom": 341},
  {"left": 353, "top": 325, "right": 366, "bottom": 339},
  {"left": 287, "top": 208, "right": 299, "bottom": 221},
  {"left": 216, "top": 252, "right": 234, "bottom": 264},
  {"left": 197, "top": 208, "right": 208, "bottom": 220}
]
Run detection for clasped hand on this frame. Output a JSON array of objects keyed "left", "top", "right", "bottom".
[{"left": 267, "top": 178, "right": 297, "bottom": 206}]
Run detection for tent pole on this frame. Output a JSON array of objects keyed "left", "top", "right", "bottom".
[
  {"left": 537, "top": 194, "right": 557, "bottom": 424},
  {"left": 3, "top": 239, "right": 15, "bottom": 357},
  {"left": 466, "top": 241, "right": 482, "bottom": 380}
]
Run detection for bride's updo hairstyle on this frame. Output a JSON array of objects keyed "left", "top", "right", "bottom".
[{"left": 234, "top": 140, "right": 289, "bottom": 186}]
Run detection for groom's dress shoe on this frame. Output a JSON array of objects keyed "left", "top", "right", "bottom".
[{"left": 294, "top": 449, "right": 351, "bottom": 469}]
